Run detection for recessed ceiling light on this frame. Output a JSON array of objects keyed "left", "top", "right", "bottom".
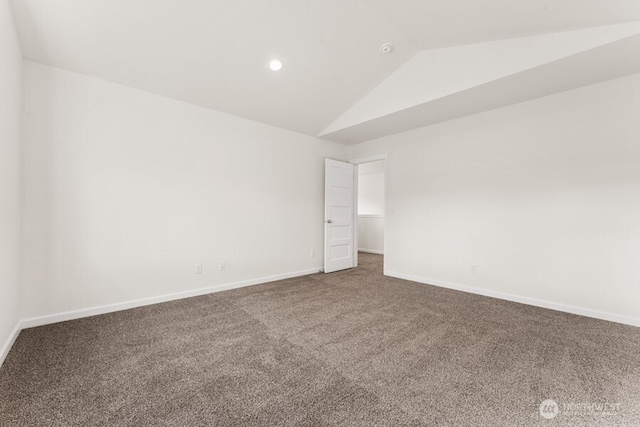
[{"left": 269, "top": 60, "right": 283, "bottom": 71}]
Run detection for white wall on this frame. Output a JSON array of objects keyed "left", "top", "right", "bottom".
[
  {"left": 0, "top": 0, "right": 22, "bottom": 363},
  {"left": 21, "top": 61, "right": 346, "bottom": 322},
  {"left": 357, "top": 160, "right": 385, "bottom": 254},
  {"left": 357, "top": 218, "right": 384, "bottom": 254},
  {"left": 357, "top": 160, "right": 385, "bottom": 215},
  {"left": 349, "top": 72, "right": 640, "bottom": 326}
]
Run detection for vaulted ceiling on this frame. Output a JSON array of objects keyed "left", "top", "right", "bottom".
[{"left": 10, "top": 0, "right": 640, "bottom": 144}]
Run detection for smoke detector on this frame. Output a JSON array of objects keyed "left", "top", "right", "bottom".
[{"left": 380, "top": 43, "right": 393, "bottom": 54}]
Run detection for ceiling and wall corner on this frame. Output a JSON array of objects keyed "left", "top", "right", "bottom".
[
  {"left": 320, "top": 22, "right": 640, "bottom": 143},
  {"left": 8, "top": 0, "right": 640, "bottom": 144},
  {"left": 8, "top": 0, "right": 416, "bottom": 137}
]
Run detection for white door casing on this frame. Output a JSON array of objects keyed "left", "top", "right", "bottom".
[{"left": 324, "top": 159, "right": 356, "bottom": 273}]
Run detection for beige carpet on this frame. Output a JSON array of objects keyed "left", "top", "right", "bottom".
[{"left": 1, "top": 253, "right": 639, "bottom": 426}]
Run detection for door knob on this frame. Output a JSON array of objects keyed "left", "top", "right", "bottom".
[{"left": 326, "top": 220, "right": 333, "bottom": 223}]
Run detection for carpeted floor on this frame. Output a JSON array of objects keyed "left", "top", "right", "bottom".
[{"left": 1, "top": 253, "right": 640, "bottom": 426}]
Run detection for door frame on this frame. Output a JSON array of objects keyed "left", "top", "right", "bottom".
[{"left": 351, "top": 153, "right": 388, "bottom": 271}]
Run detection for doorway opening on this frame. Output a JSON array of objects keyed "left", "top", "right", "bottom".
[
  {"left": 355, "top": 156, "right": 386, "bottom": 268},
  {"left": 323, "top": 155, "right": 387, "bottom": 274}
]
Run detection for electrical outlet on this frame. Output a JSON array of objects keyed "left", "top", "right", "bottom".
[
  {"left": 195, "top": 264, "right": 203, "bottom": 274},
  {"left": 471, "top": 264, "right": 478, "bottom": 274},
  {"left": 310, "top": 249, "right": 315, "bottom": 258},
  {"left": 220, "top": 262, "right": 226, "bottom": 271}
]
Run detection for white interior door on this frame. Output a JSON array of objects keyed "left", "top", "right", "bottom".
[{"left": 324, "top": 159, "right": 356, "bottom": 273}]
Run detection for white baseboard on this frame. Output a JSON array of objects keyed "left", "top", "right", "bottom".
[
  {"left": 358, "top": 249, "right": 384, "bottom": 255},
  {"left": 2, "top": 268, "right": 320, "bottom": 368},
  {"left": 18, "top": 268, "right": 321, "bottom": 331},
  {"left": 0, "top": 322, "right": 22, "bottom": 368},
  {"left": 386, "top": 271, "right": 640, "bottom": 328},
  {"left": 6, "top": 266, "right": 637, "bottom": 369}
]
